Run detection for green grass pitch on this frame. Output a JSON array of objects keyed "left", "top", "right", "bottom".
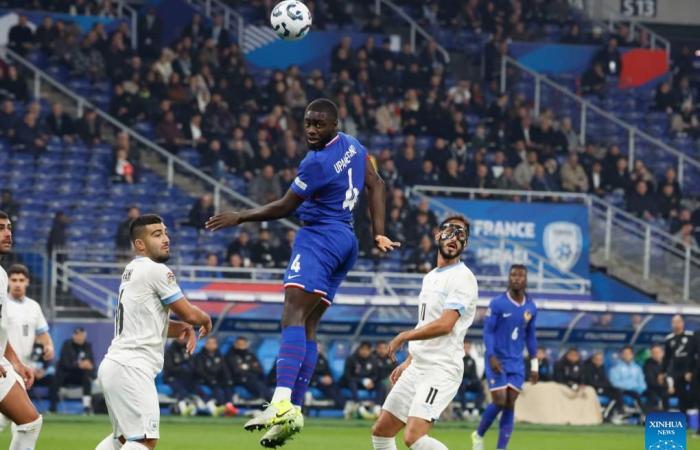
[{"left": 3, "top": 415, "right": 698, "bottom": 449}]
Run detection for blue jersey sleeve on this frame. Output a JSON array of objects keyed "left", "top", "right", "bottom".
[
  {"left": 483, "top": 299, "right": 499, "bottom": 358},
  {"left": 525, "top": 305, "right": 537, "bottom": 358},
  {"left": 291, "top": 154, "right": 325, "bottom": 199}
]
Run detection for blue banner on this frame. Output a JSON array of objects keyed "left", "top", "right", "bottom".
[
  {"left": 645, "top": 412, "right": 686, "bottom": 450},
  {"left": 435, "top": 198, "right": 590, "bottom": 278}
]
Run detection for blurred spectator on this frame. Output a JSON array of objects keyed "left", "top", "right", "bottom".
[
  {"left": 658, "top": 184, "right": 681, "bottom": 220},
  {"left": 627, "top": 181, "right": 658, "bottom": 220},
  {"left": 114, "top": 148, "right": 135, "bottom": 184},
  {"left": 594, "top": 38, "right": 622, "bottom": 76},
  {"left": 0, "top": 100, "right": 18, "bottom": 138},
  {"left": 554, "top": 348, "right": 583, "bottom": 389},
  {"left": 225, "top": 336, "right": 269, "bottom": 401},
  {"left": 14, "top": 113, "right": 48, "bottom": 156},
  {"left": 514, "top": 150, "right": 538, "bottom": 189},
  {"left": 310, "top": 343, "right": 344, "bottom": 408},
  {"left": 372, "top": 341, "right": 395, "bottom": 403},
  {"left": 581, "top": 62, "right": 606, "bottom": 97},
  {"left": 47, "top": 211, "right": 69, "bottom": 255},
  {"left": 671, "top": 101, "right": 700, "bottom": 138},
  {"left": 188, "top": 194, "right": 215, "bottom": 230},
  {"left": 249, "top": 164, "right": 282, "bottom": 205},
  {"left": 199, "top": 252, "right": 224, "bottom": 278},
  {"left": 341, "top": 341, "right": 383, "bottom": 411},
  {"left": 163, "top": 334, "right": 197, "bottom": 413},
  {"left": 250, "top": 228, "right": 276, "bottom": 268},
  {"left": 559, "top": 117, "right": 580, "bottom": 153},
  {"left": 458, "top": 340, "right": 484, "bottom": 415},
  {"left": 194, "top": 336, "right": 233, "bottom": 414},
  {"left": 138, "top": 7, "right": 162, "bottom": 59},
  {"left": 643, "top": 344, "right": 669, "bottom": 411},
  {"left": 0, "top": 190, "right": 20, "bottom": 224},
  {"left": 409, "top": 234, "right": 435, "bottom": 273},
  {"left": 227, "top": 230, "right": 252, "bottom": 265},
  {"left": 3, "top": 66, "right": 28, "bottom": 101},
  {"left": 495, "top": 166, "right": 519, "bottom": 190},
  {"left": 560, "top": 152, "right": 589, "bottom": 193},
  {"left": 208, "top": 14, "right": 230, "bottom": 49},
  {"left": 9, "top": 15, "right": 35, "bottom": 56},
  {"left": 46, "top": 102, "right": 75, "bottom": 142},
  {"left": 75, "top": 109, "right": 102, "bottom": 146},
  {"left": 50, "top": 327, "right": 95, "bottom": 413},
  {"left": 583, "top": 351, "right": 624, "bottom": 423},
  {"left": 606, "top": 157, "right": 632, "bottom": 194},
  {"left": 202, "top": 139, "right": 228, "bottom": 180},
  {"left": 663, "top": 315, "right": 696, "bottom": 414},
  {"left": 115, "top": 206, "right": 139, "bottom": 254},
  {"left": 274, "top": 229, "right": 296, "bottom": 268},
  {"left": 609, "top": 346, "right": 647, "bottom": 414},
  {"left": 587, "top": 161, "right": 607, "bottom": 196},
  {"left": 654, "top": 81, "right": 675, "bottom": 113},
  {"left": 156, "top": 110, "right": 187, "bottom": 152},
  {"left": 36, "top": 16, "right": 59, "bottom": 55},
  {"left": 528, "top": 347, "right": 553, "bottom": 382},
  {"left": 561, "top": 23, "right": 582, "bottom": 44}
]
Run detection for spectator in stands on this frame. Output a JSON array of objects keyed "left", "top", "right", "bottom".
[
  {"left": 46, "top": 102, "right": 75, "bottom": 142},
  {"left": 163, "top": 333, "right": 197, "bottom": 415},
  {"left": 194, "top": 336, "right": 233, "bottom": 414},
  {"left": 274, "top": 229, "right": 295, "bottom": 268},
  {"left": 0, "top": 190, "right": 20, "bottom": 224},
  {"left": 250, "top": 227, "right": 276, "bottom": 268},
  {"left": 671, "top": 100, "right": 700, "bottom": 138},
  {"left": 310, "top": 342, "right": 344, "bottom": 409},
  {"left": 202, "top": 139, "right": 228, "bottom": 180},
  {"left": 14, "top": 112, "right": 48, "bottom": 156},
  {"left": 514, "top": 150, "right": 538, "bottom": 189},
  {"left": 583, "top": 351, "right": 624, "bottom": 423},
  {"left": 36, "top": 16, "right": 59, "bottom": 56},
  {"left": 138, "top": 7, "right": 162, "bottom": 59},
  {"left": 50, "top": 327, "right": 95, "bottom": 414},
  {"left": 495, "top": 166, "right": 519, "bottom": 190},
  {"left": 115, "top": 205, "right": 139, "bottom": 254},
  {"left": 341, "top": 341, "right": 382, "bottom": 414},
  {"left": 47, "top": 211, "right": 68, "bottom": 256},
  {"left": 225, "top": 336, "right": 269, "bottom": 402},
  {"left": 627, "top": 180, "right": 658, "bottom": 220},
  {"left": 675, "top": 222, "right": 699, "bottom": 251},
  {"left": 581, "top": 62, "right": 606, "bottom": 98},
  {"left": 658, "top": 183, "right": 681, "bottom": 220},
  {"left": 643, "top": 344, "right": 669, "bottom": 411},
  {"left": 208, "top": 14, "right": 230, "bottom": 49},
  {"left": 554, "top": 347, "right": 583, "bottom": 389},
  {"left": 588, "top": 161, "right": 607, "bottom": 197},
  {"left": 371, "top": 341, "right": 394, "bottom": 404},
  {"left": 408, "top": 234, "right": 435, "bottom": 273},
  {"left": 227, "top": 230, "right": 252, "bottom": 266},
  {"left": 0, "top": 100, "right": 18, "bottom": 138},
  {"left": 609, "top": 345, "right": 647, "bottom": 414},
  {"left": 188, "top": 194, "right": 215, "bottom": 230},
  {"left": 560, "top": 23, "right": 583, "bottom": 44},
  {"left": 156, "top": 110, "right": 187, "bottom": 152},
  {"left": 606, "top": 157, "right": 632, "bottom": 194},
  {"left": 654, "top": 81, "right": 676, "bottom": 113},
  {"left": 458, "top": 340, "right": 484, "bottom": 416},
  {"left": 560, "top": 152, "right": 589, "bottom": 193},
  {"left": 249, "top": 164, "right": 282, "bottom": 205},
  {"left": 75, "top": 108, "right": 102, "bottom": 146},
  {"left": 2, "top": 65, "right": 28, "bottom": 102},
  {"left": 594, "top": 37, "right": 622, "bottom": 76},
  {"left": 396, "top": 144, "right": 422, "bottom": 187},
  {"left": 659, "top": 167, "right": 682, "bottom": 202},
  {"left": 114, "top": 148, "right": 135, "bottom": 184},
  {"left": 559, "top": 117, "right": 580, "bottom": 153},
  {"left": 9, "top": 15, "right": 34, "bottom": 56},
  {"left": 529, "top": 347, "right": 553, "bottom": 382}
]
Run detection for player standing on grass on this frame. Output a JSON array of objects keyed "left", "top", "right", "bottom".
[
  {"left": 206, "top": 98, "right": 399, "bottom": 448},
  {"left": 472, "top": 264, "right": 538, "bottom": 450},
  {"left": 95, "top": 214, "right": 212, "bottom": 450},
  {"left": 0, "top": 210, "right": 43, "bottom": 449},
  {"left": 371, "top": 215, "right": 478, "bottom": 450}
]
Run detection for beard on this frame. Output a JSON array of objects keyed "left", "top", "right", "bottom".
[
  {"left": 438, "top": 240, "right": 463, "bottom": 260},
  {"left": 151, "top": 252, "right": 170, "bottom": 263}
]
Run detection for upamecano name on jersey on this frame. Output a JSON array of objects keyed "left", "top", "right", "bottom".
[{"left": 333, "top": 144, "right": 357, "bottom": 174}]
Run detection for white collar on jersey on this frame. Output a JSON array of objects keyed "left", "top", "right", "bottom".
[{"left": 435, "top": 260, "right": 462, "bottom": 272}]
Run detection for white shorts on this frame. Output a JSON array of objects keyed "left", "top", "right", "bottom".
[
  {"left": 98, "top": 358, "right": 160, "bottom": 441},
  {"left": 382, "top": 364, "right": 460, "bottom": 423},
  {"left": 0, "top": 358, "right": 22, "bottom": 402}
]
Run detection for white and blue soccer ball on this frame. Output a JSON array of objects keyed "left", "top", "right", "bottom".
[{"left": 270, "top": 0, "right": 312, "bottom": 41}]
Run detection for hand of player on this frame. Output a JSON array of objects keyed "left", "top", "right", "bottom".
[
  {"left": 374, "top": 235, "right": 401, "bottom": 253},
  {"left": 181, "top": 326, "right": 197, "bottom": 355},
  {"left": 205, "top": 211, "right": 242, "bottom": 231},
  {"left": 43, "top": 344, "right": 55, "bottom": 361},
  {"left": 489, "top": 355, "right": 503, "bottom": 374},
  {"left": 389, "top": 363, "right": 407, "bottom": 385},
  {"left": 15, "top": 364, "right": 34, "bottom": 390},
  {"left": 199, "top": 315, "right": 213, "bottom": 339},
  {"left": 530, "top": 371, "right": 539, "bottom": 384},
  {"left": 387, "top": 332, "right": 407, "bottom": 362}
]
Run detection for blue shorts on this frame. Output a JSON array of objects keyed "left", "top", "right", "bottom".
[
  {"left": 283, "top": 224, "right": 358, "bottom": 304},
  {"left": 484, "top": 365, "right": 525, "bottom": 392}
]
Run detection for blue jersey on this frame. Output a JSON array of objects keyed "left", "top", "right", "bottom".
[
  {"left": 290, "top": 132, "right": 367, "bottom": 227},
  {"left": 483, "top": 292, "right": 537, "bottom": 373}
]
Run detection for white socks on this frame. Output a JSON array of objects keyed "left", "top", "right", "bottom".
[
  {"left": 271, "top": 387, "right": 292, "bottom": 403},
  {"left": 121, "top": 442, "right": 149, "bottom": 450},
  {"left": 372, "top": 435, "right": 398, "bottom": 450},
  {"left": 83, "top": 395, "right": 92, "bottom": 408},
  {"left": 95, "top": 434, "right": 122, "bottom": 450},
  {"left": 9, "top": 415, "right": 42, "bottom": 450},
  {"left": 410, "top": 435, "right": 448, "bottom": 450}
]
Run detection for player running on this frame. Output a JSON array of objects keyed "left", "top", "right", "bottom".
[
  {"left": 472, "top": 264, "right": 538, "bottom": 450},
  {"left": 0, "top": 210, "right": 43, "bottom": 449},
  {"left": 206, "top": 98, "right": 399, "bottom": 447},
  {"left": 95, "top": 214, "right": 212, "bottom": 450},
  {"left": 371, "top": 215, "right": 478, "bottom": 450}
]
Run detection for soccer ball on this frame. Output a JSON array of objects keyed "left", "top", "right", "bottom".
[{"left": 270, "top": 0, "right": 312, "bottom": 41}]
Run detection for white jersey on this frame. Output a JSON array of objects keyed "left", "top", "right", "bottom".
[
  {"left": 104, "top": 256, "right": 183, "bottom": 378},
  {"left": 0, "top": 266, "right": 9, "bottom": 359},
  {"left": 5, "top": 296, "right": 49, "bottom": 364},
  {"left": 408, "top": 261, "right": 479, "bottom": 379}
]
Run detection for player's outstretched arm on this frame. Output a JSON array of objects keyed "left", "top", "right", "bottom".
[
  {"left": 168, "top": 298, "right": 212, "bottom": 339},
  {"left": 387, "top": 310, "right": 460, "bottom": 361},
  {"left": 525, "top": 310, "right": 539, "bottom": 383},
  {"left": 205, "top": 189, "right": 305, "bottom": 231},
  {"left": 3, "top": 342, "right": 34, "bottom": 389},
  {"left": 364, "top": 157, "right": 400, "bottom": 252}
]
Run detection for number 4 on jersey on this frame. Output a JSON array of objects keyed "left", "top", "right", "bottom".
[
  {"left": 342, "top": 168, "right": 359, "bottom": 211},
  {"left": 291, "top": 254, "right": 301, "bottom": 273}
]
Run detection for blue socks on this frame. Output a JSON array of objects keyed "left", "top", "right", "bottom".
[
  {"left": 477, "top": 403, "right": 502, "bottom": 437},
  {"left": 291, "top": 340, "right": 318, "bottom": 407},
  {"left": 497, "top": 408, "right": 514, "bottom": 449},
  {"left": 276, "top": 326, "right": 307, "bottom": 390}
]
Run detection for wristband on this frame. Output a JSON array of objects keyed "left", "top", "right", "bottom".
[{"left": 530, "top": 358, "right": 539, "bottom": 372}]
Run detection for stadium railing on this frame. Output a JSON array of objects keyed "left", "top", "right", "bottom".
[
  {"left": 2, "top": 48, "right": 299, "bottom": 232},
  {"left": 501, "top": 55, "right": 700, "bottom": 192},
  {"left": 412, "top": 186, "right": 700, "bottom": 303},
  {"left": 372, "top": 0, "right": 450, "bottom": 63},
  {"left": 184, "top": 0, "right": 245, "bottom": 46}
]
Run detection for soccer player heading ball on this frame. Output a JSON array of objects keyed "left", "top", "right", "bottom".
[
  {"left": 207, "top": 98, "right": 400, "bottom": 447},
  {"left": 472, "top": 264, "right": 538, "bottom": 450},
  {"left": 371, "top": 216, "right": 478, "bottom": 450}
]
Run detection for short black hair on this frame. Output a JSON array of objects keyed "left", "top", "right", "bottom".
[
  {"left": 621, "top": 345, "right": 634, "bottom": 353},
  {"left": 7, "top": 264, "right": 29, "bottom": 279},
  {"left": 0, "top": 210, "right": 8, "bottom": 220},
  {"left": 510, "top": 264, "right": 527, "bottom": 273},
  {"left": 236, "top": 336, "right": 248, "bottom": 342},
  {"left": 129, "top": 214, "right": 164, "bottom": 242},
  {"left": 307, "top": 98, "right": 338, "bottom": 121},
  {"left": 74, "top": 327, "right": 85, "bottom": 334},
  {"left": 358, "top": 341, "right": 372, "bottom": 350}
]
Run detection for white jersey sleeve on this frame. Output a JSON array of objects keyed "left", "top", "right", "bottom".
[
  {"left": 147, "top": 263, "right": 183, "bottom": 306},
  {"left": 5, "top": 297, "right": 50, "bottom": 364},
  {"left": 0, "top": 267, "right": 8, "bottom": 359}
]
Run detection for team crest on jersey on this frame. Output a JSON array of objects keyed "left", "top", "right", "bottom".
[
  {"left": 167, "top": 271, "right": 176, "bottom": 285},
  {"left": 524, "top": 311, "right": 532, "bottom": 322},
  {"left": 148, "top": 418, "right": 158, "bottom": 433},
  {"left": 543, "top": 221, "right": 582, "bottom": 272}
]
